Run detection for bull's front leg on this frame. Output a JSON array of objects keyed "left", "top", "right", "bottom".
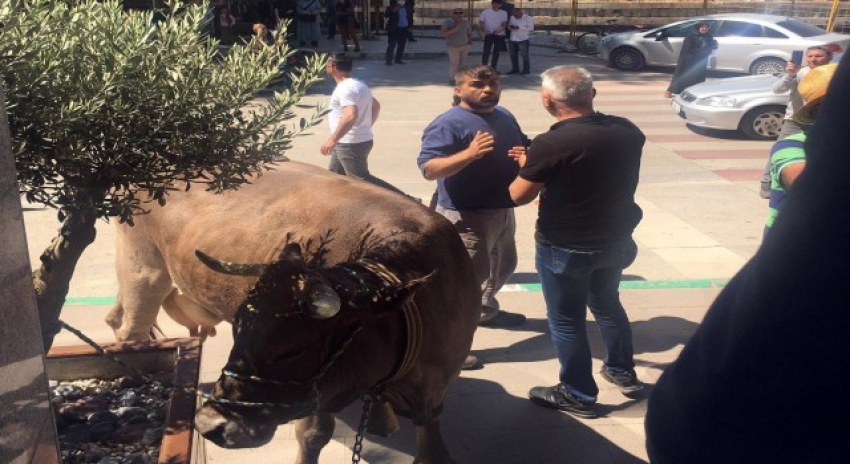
[
  {"left": 414, "top": 420, "right": 456, "bottom": 464},
  {"left": 293, "top": 412, "right": 335, "bottom": 464}
]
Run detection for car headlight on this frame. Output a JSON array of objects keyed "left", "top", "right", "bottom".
[
  {"left": 600, "top": 36, "right": 614, "bottom": 44},
  {"left": 694, "top": 96, "right": 737, "bottom": 107}
]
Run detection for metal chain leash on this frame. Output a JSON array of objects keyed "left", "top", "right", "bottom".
[{"left": 352, "top": 394, "right": 373, "bottom": 464}]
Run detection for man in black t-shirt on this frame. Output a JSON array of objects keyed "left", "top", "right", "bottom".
[{"left": 509, "top": 65, "right": 645, "bottom": 419}]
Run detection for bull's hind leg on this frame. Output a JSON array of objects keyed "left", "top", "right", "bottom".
[
  {"left": 294, "top": 412, "right": 335, "bottom": 464},
  {"left": 106, "top": 236, "right": 174, "bottom": 341},
  {"left": 414, "top": 420, "right": 456, "bottom": 464}
]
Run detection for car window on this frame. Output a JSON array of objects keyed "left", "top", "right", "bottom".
[
  {"left": 764, "top": 26, "right": 789, "bottom": 39},
  {"left": 715, "top": 20, "right": 763, "bottom": 38},
  {"left": 776, "top": 19, "right": 828, "bottom": 37},
  {"left": 657, "top": 20, "right": 700, "bottom": 38}
]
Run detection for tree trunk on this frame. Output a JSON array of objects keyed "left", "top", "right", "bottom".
[{"left": 33, "top": 206, "right": 98, "bottom": 351}]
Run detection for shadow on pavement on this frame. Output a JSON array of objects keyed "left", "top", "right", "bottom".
[{"left": 336, "top": 376, "right": 648, "bottom": 464}]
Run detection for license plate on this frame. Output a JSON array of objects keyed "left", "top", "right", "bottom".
[{"left": 671, "top": 100, "right": 682, "bottom": 113}]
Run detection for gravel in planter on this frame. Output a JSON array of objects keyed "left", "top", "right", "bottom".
[{"left": 50, "top": 372, "right": 174, "bottom": 464}]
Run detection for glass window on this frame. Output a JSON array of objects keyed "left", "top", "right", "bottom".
[
  {"left": 764, "top": 26, "right": 789, "bottom": 39},
  {"left": 776, "top": 19, "right": 828, "bottom": 37},
  {"left": 715, "top": 21, "right": 763, "bottom": 38},
  {"left": 655, "top": 21, "right": 699, "bottom": 38}
]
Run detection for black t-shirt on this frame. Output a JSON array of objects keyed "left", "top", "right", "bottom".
[{"left": 519, "top": 112, "right": 644, "bottom": 247}]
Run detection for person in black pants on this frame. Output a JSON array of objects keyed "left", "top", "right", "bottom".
[
  {"left": 478, "top": 0, "right": 508, "bottom": 72},
  {"left": 406, "top": 0, "right": 417, "bottom": 42},
  {"left": 384, "top": 0, "right": 410, "bottom": 65}
]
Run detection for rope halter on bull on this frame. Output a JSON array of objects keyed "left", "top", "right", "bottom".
[{"left": 197, "top": 258, "right": 424, "bottom": 437}]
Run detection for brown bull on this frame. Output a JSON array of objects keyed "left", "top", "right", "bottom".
[{"left": 106, "top": 162, "right": 480, "bottom": 463}]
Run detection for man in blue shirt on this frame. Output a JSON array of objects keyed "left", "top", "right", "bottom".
[
  {"left": 384, "top": 0, "right": 409, "bottom": 65},
  {"left": 419, "top": 65, "right": 529, "bottom": 369}
]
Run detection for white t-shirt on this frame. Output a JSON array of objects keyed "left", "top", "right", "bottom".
[
  {"left": 508, "top": 14, "right": 534, "bottom": 42},
  {"left": 328, "top": 78, "right": 374, "bottom": 144},
  {"left": 479, "top": 8, "right": 507, "bottom": 36}
]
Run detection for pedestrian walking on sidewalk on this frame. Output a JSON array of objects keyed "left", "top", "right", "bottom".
[
  {"left": 478, "top": 0, "right": 508, "bottom": 72},
  {"left": 384, "top": 0, "right": 410, "bottom": 65},
  {"left": 442, "top": 8, "right": 472, "bottom": 85},
  {"left": 509, "top": 65, "right": 646, "bottom": 419},
  {"left": 295, "top": 0, "right": 322, "bottom": 47},
  {"left": 506, "top": 7, "right": 533, "bottom": 75},
  {"left": 335, "top": 0, "right": 360, "bottom": 52},
  {"left": 665, "top": 22, "right": 716, "bottom": 98},
  {"left": 321, "top": 54, "right": 405, "bottom": 194}
]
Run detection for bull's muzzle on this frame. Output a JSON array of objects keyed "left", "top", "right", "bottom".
[{"left": 195, "top": 403, "right": 278, "bottom": 449}]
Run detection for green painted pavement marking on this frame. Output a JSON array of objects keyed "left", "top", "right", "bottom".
[
  {"left": 503, "top": 279, "right": 728, "bottom": 293},
  {"left": 504, "top": 279, "right": 727, "bottom": 293},
  {"left": 63, "top": 279, "right": 728, "bottom": 306},
  {"left": 65, "top": 296, "right": 117, "bottom": 306}
]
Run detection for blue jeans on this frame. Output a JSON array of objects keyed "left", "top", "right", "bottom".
[
  {"left": 508, "top": 40, "right": 530, "bottom": 73},
  {"left": 535, "top": 241, "right": 636, "bottom": 402},
  {"left": 328, "top": 140, "right": 404, "bottom": 194}
]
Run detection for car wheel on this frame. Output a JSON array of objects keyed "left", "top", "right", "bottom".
[
  {"left": 610, "top": 47, "right": 646, "bottom": 72},
  {"left": 749, "top": 57, "right": 786, "bottom": 75},
  {"left": 739, "top": 105, "right": 786, "bottom": 140},
  {"left": 576, "top": 32, "right": 600, "bottom": 54}
]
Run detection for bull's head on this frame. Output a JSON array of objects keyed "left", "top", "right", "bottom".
[{"left": 193, "top": 243, "right": 434, "bottom": 448}]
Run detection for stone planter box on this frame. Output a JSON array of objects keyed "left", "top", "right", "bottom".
[{"left": 46, "top": 338, "right": 205, "bottom": 464}]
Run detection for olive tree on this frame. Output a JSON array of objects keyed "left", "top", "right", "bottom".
[{"left": 0, "top": 0, "right": 328, "bottom": 350}]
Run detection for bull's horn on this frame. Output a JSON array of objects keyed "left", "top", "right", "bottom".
[
  {"left": 309, "top": 282, "right": 341, "bottom": 319},
  {"left": 195, "top": 250, "right": 268, "bottom": 276}
]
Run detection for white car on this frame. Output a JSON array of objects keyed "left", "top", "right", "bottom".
[{"left": 598, "top": 13, "right": 849, "bottom": 75}]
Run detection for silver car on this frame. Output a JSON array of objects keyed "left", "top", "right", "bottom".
[
  {"left": 671, "top": 75, "right": 787, "bottom": 139},
  {"left": 671, "top": 53, "right": 844, "bottom": 140},
  {"left": 597, "top": 13, "right": 849, "bottom": 75}
]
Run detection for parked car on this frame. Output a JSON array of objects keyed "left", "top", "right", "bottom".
[
  {"left": 597, "top": 13, "right": 848, "bottom": 75},
  {"left": 671, "top": 53, "right": 844, "bottom": 140},
  {"left": 671, "top": 74, "right": 786, "bottom": 139}
]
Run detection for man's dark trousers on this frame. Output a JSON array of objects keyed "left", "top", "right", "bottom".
[
  {"left": 386, "top": 27, "right": 409, "bottom": 63},
  {"left": 482, "top": 34, "right": 505, "bottom": 70}
]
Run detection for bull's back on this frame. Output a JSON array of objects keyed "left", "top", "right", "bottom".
[{"left": 118, "top": 162, "right": 469, "bottom": 317}]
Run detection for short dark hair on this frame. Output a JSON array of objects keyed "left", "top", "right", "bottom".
[
  {"left": 807, "top": 45, "right": 834, "bottom": 60},
  {"left": 454, "top": 64, "right": 498, "bottom": 85},
  {"left": 329, "top": 53, "right": 353, "bottom": 72}
]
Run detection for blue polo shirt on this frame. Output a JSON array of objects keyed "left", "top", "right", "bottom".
[{"left": 418, "top": 106, "right": 526, "bottom": 210}]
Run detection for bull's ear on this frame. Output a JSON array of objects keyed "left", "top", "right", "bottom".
[
  {"left": 391, "top": 270, "right": 437, "bottom": 304},
  {"left": 278, "top": 243, "right": 303, "bottom": 262}
]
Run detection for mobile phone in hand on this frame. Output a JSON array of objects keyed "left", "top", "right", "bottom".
[{"left": 791, "top": 50, "right": 804, "bottom": 66}]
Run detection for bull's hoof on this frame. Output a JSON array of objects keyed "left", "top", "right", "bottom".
[{"left": 461, "top": 354, "right": 483, "bottom": 370}]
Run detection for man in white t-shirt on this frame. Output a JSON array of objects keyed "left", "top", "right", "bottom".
[
  {"left": 507, "top": 8, "right": 533, "bottom": 75},
  {"left": 320, "top": 54, "right": 404, "bottom": 194},
  {"left": 478, "top": 0, "right": 508, "bottom": 73}
]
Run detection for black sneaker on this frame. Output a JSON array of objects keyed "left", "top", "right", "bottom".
[
  {"left": 478, "top": 309, "right": 526, "bottom": 327},
  {"left": 529, "top": 384, "right": 597, "bottom": 418},
  {"left": 600, "top": 365, "right": 644, "bottom": 395}
]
